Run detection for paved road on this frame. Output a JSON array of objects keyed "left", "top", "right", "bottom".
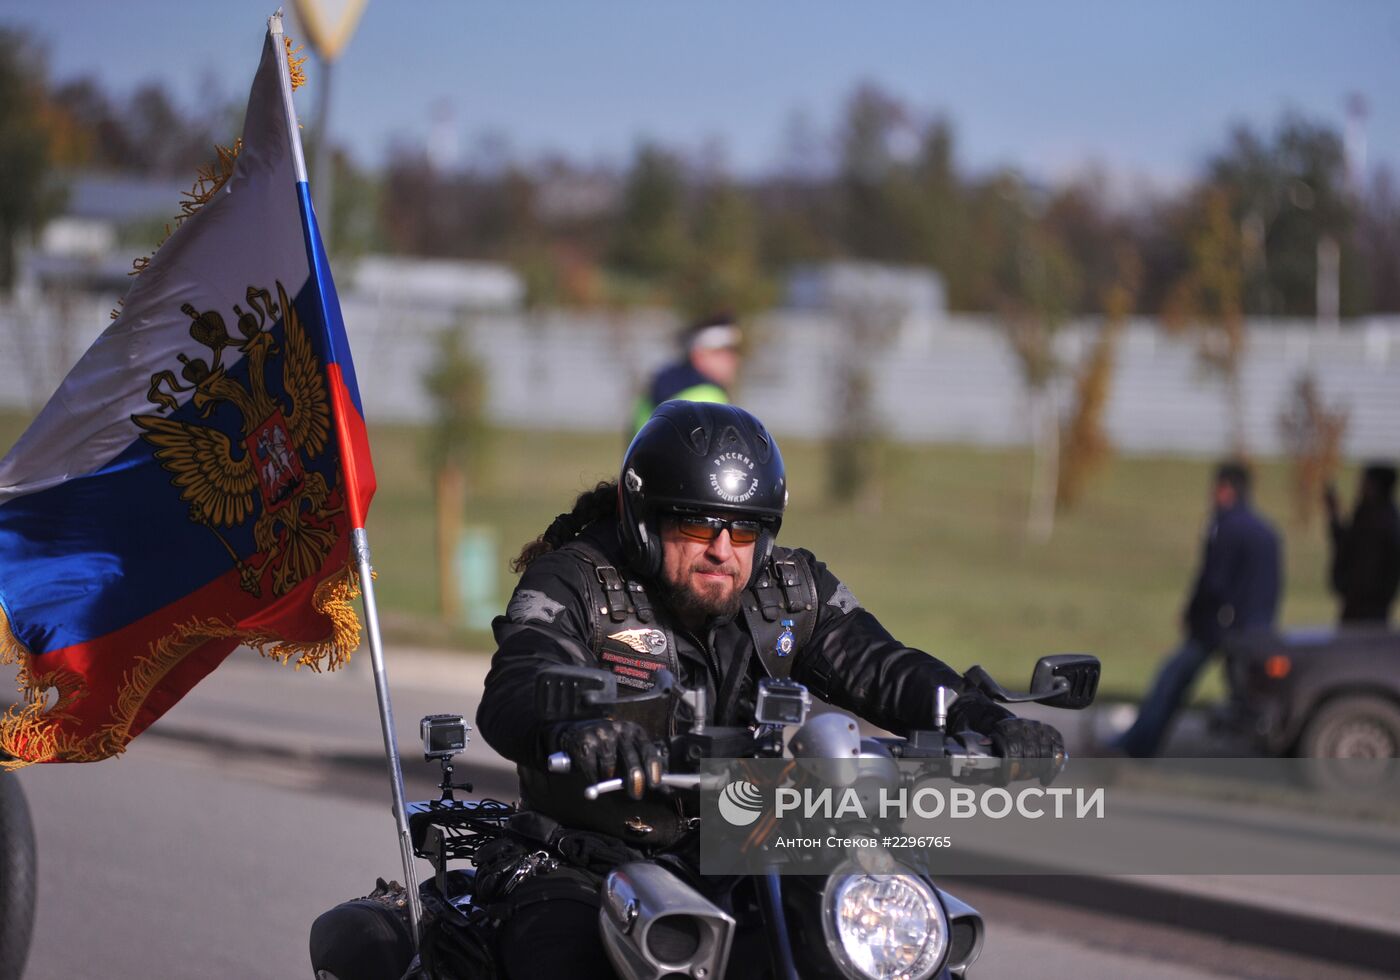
[{"left": 18, "top": 734, "right": 1380, "bottom": 980}]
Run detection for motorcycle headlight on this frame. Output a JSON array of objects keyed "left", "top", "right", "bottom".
[{"left": 821, "top": 873, "right": 948, "bottom": 980}]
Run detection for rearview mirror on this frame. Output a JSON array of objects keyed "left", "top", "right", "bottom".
[
  {"left": 963, "top": 654, "right": 1100, "bottom": 709},
  {"left": 1029, "top": 654, "right": 1100, "bottom": 710}
]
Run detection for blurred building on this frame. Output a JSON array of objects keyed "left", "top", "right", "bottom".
[
  {"left": 534, "top": 170, "right": 620, "bottom": 223},
  {"left": 785, "top": 261, "right": 946, "bottom": 317},
  {"left": 785, "top": 261, "right": 946, "bottom": 350},
  {"left": 347, "top": 255, "right": 524, "bottom": 312},
  {"left": 15, "top": 173, "right": 189, "bottom": 302}
]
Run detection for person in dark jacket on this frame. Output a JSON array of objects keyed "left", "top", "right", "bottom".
[
  {"left": 1115, "top": 462, "right": 1282, "bottom": 758},
  {"left": 1325, "top": 463, "right": 1400, "bottom": 625},
  {"left": 477, "top": 401, "right": 1064, "bottom": 979},
  {"left": 630, "top": 313, "right": 742, "bottom": 433}
]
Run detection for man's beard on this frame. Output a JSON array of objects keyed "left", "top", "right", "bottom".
[{"left": 661, "top": 565, "right": 744, "bottom": 622}]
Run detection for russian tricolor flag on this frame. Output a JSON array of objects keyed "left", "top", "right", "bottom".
[{"left": 0, "top": 21, "right": 374, "bottom": 767}]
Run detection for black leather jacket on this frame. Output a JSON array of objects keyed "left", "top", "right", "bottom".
[{"left": 476, "top": 517, "right": 984, "bottom": 844}]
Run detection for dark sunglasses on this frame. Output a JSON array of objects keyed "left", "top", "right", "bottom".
[{"left": 669, "top": 514, "right": 763, "bottom": 545}]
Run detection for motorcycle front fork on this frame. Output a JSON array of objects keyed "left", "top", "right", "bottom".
[{"left": 755, "top": 871, "right": 801, "bottom": 980}]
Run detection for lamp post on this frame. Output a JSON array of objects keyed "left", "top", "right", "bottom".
[{"left": 290, "top": 0, "right": 369, "bottom": 247}]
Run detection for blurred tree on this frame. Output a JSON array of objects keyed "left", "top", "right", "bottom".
[
  {"left": 1058, "top": 245, "right": 1140, "bottom": 510},
  {"left": 1003, "top": 222, "right": 1081, "bottom": 542},
  {"left": 423, "top": 325, "right": 489, "bottom": 620},
  {"left": 380, "top": 149, "right": 442, "bottom": 254},
  {"left": 125, "top": 82, "right": 220, "bottom": 175},
  {"left": 1356, "top": 168, "right": 1400, "bottom": 312},
  {"left": 1042, "top": 175, "right": 1135, "bottom": 314},
  {"left": 378, "top": 145, "right": 546, "bottom": 262},
  {"left": 49, "top": 74, "right": 232, "bottom": 177},
  {"left": 756, "top": 109, "right": 838, "bottom": 270},
  {"left": 1163, "top": 186, "right": 1248, "bottom": 456},
  {"left": 1207, "top": 116, "right": 1356, "bottom": 317},
  {"left": 1277, "top": 372, "right": 1348, "bottom": 528},
  {"left": 0, "top": 30, "right": 66, "bottom": 288},
  {"left": 961, "top": 173, "right": 1032, "bottom": 312},
  {"left": 981, "top": 173, "right": 1084, "bottom": 538},
  {"left": 1126, "top": 194, "right": 1191, "bottom": 318},
  {"left": 461, "top": 165, "right": 538, "bottom": 258},
  {"left": 608, "top": 143, "right": 689, "bottom": 295},
  {"left": 823, "top": 85, "right": 976, "bottom": 507},
  {"left": 828, "top": 295, "right": 905, "bottom": 508},
  {"left": 49, "top": 78, "right": 120, "bottom": 166},
  {"left": 516, "top": 243, "right": 604, "bottom": 309},
  {"left": 904, "top": 118, "right": 970, "bottom": 303},
  {"left": 835, "top": 83, "right": 940, "bottom": 267},
  {"left": 672, "top": 178, "right": 771, "bottom": 321},
  {"left": 836, "top": 83, "right": 902, "bottom": 260},
  {"left": 327, "top": 147, "right": 382, "bottom": 258}
]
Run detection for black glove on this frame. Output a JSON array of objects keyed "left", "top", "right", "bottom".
[
  {"left": 946, "top": 689, "right": 1014, "bottom": 735},
  {"left": 948, "top": 690, "right": 1065, "bottom": 784},
  {"left": 552, "top": 719, "right": 664, "bottom": 801},
  {"left": 989, "top": 718, "right": 1066, "bottom": 785}
]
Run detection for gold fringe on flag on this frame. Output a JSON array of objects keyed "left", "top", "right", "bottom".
[
  {"left": 0, "top": 604, "right": 29, "bottom": 674},
  {"left": 0, "top": 559, "right": 363, "bottom": 771},
  {"left": 285, "top": 36, "right": 307, "bottom": 91}
]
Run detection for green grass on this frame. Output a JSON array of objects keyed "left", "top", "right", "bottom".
[
  {"left": 360, "top": 424, "right": 1338, "bottom": 701},
  {"left": 0, "top": 410, "right": 1339, "bottom": 701}
]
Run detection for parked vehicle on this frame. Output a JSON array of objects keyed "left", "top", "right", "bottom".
[
  {"left": 312, "top": 654, "right": 1099, "bottom": 980},
  {"left": 1222, "top": 626, "right": 1400, "bottom": 759}
]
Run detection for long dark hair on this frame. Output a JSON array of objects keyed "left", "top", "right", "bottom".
[{"left": 512, "top": 481, "right": 619, "bottom": 572}]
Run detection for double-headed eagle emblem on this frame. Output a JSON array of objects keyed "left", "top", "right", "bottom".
[{"left": 132, "top": 281, "right": 340, "bottom": 597}]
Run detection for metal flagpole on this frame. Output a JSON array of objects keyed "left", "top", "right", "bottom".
[
  {"left": 350, "top": 528, "right": 424, "bottom": 940},
  {"left": 268, "top": 11, "right": 423, "bottom": 943}
]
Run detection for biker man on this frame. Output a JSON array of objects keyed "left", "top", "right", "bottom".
[{"left": 475, "top": 400, "right": 1064, "bottom": 979}]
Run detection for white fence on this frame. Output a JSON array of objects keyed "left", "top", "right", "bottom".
[{"left": 1, "top": 294, "right": 1396, "bottom": 458}]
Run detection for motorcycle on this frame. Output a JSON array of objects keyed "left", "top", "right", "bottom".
[
  {"left": 0, "top": 772, "right": 36, "bottom": 980},
  {"left": 313, "top": 653, "right": 1098, "bottom": 980}
]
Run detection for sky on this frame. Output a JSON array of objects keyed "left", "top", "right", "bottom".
[{"left": 5, "top": 0, "right": 1398, "bottom": 192}]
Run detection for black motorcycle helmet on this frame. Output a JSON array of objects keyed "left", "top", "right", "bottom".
[{"left": 619, "top": 401, "right": 786, "bottom": 585}]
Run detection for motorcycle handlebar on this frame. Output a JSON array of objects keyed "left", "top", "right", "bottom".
[
  {"left": 547, "top": 752, "right": 724, "bottom": 798},
  {"left": 551, "top": 742, "right": 1040, "bottom": 803},
  {"left": 583, "top": 772, "right": 723, "bottom": 800}
]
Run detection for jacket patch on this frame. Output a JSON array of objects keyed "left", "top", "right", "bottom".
[
  {"left": 827, "top": 581, "right": 860, "bottom": 615},
  {"left": 600, "top": 650, "right": 665, "bottom": 690},
  {"left": 507, "top": 589, "right": 566, "bottom": 625},
  {"left": 607, "top": 628, "right": 668, "bottom": 656}
]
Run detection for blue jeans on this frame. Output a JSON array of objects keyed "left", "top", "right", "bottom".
[{"left": 1116, "top": 637, "right": 1212, "bottom": 758}]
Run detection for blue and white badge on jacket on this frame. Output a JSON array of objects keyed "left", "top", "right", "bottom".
[{"left": 776, "top": 619, "right": 795, "bottom": 656}]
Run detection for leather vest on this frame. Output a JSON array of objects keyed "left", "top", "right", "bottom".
[
  {"left": 568, "top": 539, "right": 820, "bottom": 697},
  {"left": 517, "top": 540, "right": 819, "bottom": 848}
]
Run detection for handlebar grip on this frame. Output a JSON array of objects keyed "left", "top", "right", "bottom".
[
  {"left": 547, "top": 751, "right": 572, "bottom": 774},
  {"left": 583, "top": 772, "right": 720, "bottom": 799},
  {"left": 584, "top": 778, "right": 624, "bottom": 801}
]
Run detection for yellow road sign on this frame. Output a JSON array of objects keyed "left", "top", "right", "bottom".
[{"left": 291, "top": 0, "right": 368, "bottom": 62}]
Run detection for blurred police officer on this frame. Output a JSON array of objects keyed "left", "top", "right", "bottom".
[{"left": 631, "top": 313, "right": 742, "bottom": 433}]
